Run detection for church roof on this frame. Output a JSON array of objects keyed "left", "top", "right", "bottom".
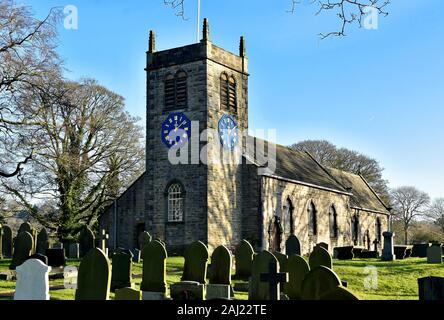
[
  {"left": 327, "top": 168, "right": 390, "bottom": 214},
  {"left": 244, "top": 136, "right": 389, "bottom": 214}
]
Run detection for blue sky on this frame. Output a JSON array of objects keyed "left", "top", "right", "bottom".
[{"left": 26, "top": 0, "right": 444, "bottom": 199}]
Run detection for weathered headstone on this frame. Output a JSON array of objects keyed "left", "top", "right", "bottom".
[
  {"left": 181, "top": 241, "right": 209, "bottom": 284},
  {"left": 301, "top": 266, "right": 342, "bottom": 300},
  {"left": 141, "top": 240, "right": 168, "bottom": 299},
  {"left": 427, "top": 244, "right": 442, "bottom": 264},
  {"left": 79, "top": 226, "right": 95, "bottom": 257},
  {"left": 259, "top": 261, "right": 288, "bottom": 300},
  {"left": 45, "top": 249, "right": 66, "bottom": 267},
  {"left": 14, "top": 259, "right": 51, "bottom": 300},
  {"left": 10, "top": 231, "right": 34, "bottom": 270},
  {"left": 207, "top": 245, "right": 232, "bottom": 300},
  {"left": 138, "top": 231, "right": 152, "bottom": 250},
  {"left": 284, "top": 255, "right": 310, "bottom": 300},
  {"left": 64, "top": 266, "right": 78, "bottom": 289},
  {"left": 249, "top": 250, "right": 279, "bottom": 300},
  {"left": 18, "top": 222, "right": 32, "bottom": 235},
  {"left": 318, "top": 286, "right": 359, "bottom": 300},
  {"left": 285, "top": 235, "right": 301, "bottom": 256},
  {"left": 111, "top": 248, "right": 133, "bottom": 291},
  {"left": 418, "top": 276, "right": 444, "bottom": 300},
  {"left": 115, "top": 287, "right": 141, "bottom": 300},
  {"left": 309, "top": 246, "right": 332, "bottom": 270},
  {"left": 381, "top": 231, "right": 395, "bottom": 261},
  {"left": 394, "top": 245, "right": 409, "bottom": 260},
  {"left": 2, "top": 225, "right": 13, "bottom": 258},
  {"left": 36, "top": 228, "right": 50, "bottom": 255},
  {"left": 75, "top": 248, "right": 111, "bottom": 300},
  {"left": 234, "top": 239, "right": 254, "bottom": 280},
  {"left": 68, "top": 243, "right": 80, "bottom": 259}
]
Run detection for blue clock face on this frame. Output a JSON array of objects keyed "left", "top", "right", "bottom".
[
  {"left": 161, "top": 112, "right": 191, "bottom": 149},
  {"left": 218, "top": 114, "right": 239, "bottom": 150}
]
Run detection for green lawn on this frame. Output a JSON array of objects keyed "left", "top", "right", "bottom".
[{"left": 0, "top": 257, "right": 442, "bottom": 300}]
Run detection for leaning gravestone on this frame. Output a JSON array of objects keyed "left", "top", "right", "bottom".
[
  {"left": 111, "top": 248, "right": 133, "bottom": 291},
  {"left": 2, "top": 225, "right": 13, "bottom": 258},
  {"left": 75, "top": 248, "right": 111, "bottom": 300},
  {"left": 36, "top": 228, "right": 50, "bottom": 255},
  {"left": 138, "top": 231, "right": 152, "bottom": 250},
  {"left": 115, "top": 287, "right": 141, "bottom": 300},
  {"left": 79, "top": 226, "right": 95, "bottom": 257},
  {"left": 182, "top": 241, "right": 210, "bottom": 284},
  {"left": 301, "top": 266, "right": 342, "bottom": 300},
  {"left": 14, "top": 259, "right": 51, "bottom": 300},
  {"left": 285, "top": 235, "right": 301, "bottom": 256},
  {"left": 249, "top": 250, "right": 279, "bottom": 300},
  {"left": 309, "top": 246, "right": 332, "bottom": 270},
  {"left": 427, "top": 244, "right": 442, "bottom": 264},
  {"left": 284, "top": 255, "right": 310, "bottom": 300},
  {"left": 234, "top": 239, "right": 255, "bottom": 280},
  {"left": 207, "top": 245, "right": 232, "bottom": 300},
  {"left": 141, "top": 240, "right": 168, "bottom": 299},
  {"left": 10, "top": 231, "right": 34, "bottom": 270}
]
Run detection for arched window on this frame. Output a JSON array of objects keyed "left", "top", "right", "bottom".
[
  {"left": 167, "top": 183, "right": 184, "bottom": 222},
  {"left": 308, "top": 201, "right": 317, "bottom": 236},
  {"left": 220, "top": 73, "right": 237, "bottom": 113},
  {"left": 351, "top": 215, "right": 360, "bottom": 245},
  {"left": 329, "top": 205, "right": 338, "bottom": 238},
  {"left": 283, "top": 198, "right": 294, "bottom": 235},
  {"left": 164, "top": 71, "right": 188, "bottom": 110},
  {"left": 376, "top": 218, "right": 382, "bottom": 242}
]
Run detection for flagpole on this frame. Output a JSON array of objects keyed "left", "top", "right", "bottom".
[{"left": 197, "top": 0, "right": 201, "bottom": 42}]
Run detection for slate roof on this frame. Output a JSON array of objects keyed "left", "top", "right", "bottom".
[{"left": 244, "top": 136, "right": 389, "bottom": 214}]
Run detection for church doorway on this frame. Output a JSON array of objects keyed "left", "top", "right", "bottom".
[{"left": 269, "top": 216, "right": 283, "bottom": 253}]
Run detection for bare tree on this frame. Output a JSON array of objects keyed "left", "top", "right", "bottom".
[
  {"left": 164, "top": 0, "right": 390, "bottom": 39},
  {"left": 0, "top": 0, "right": 62, "bottom": 179},
  {"left": 390, "top": 186, "right": 430, "bottom": 245},
  {"left": 291, "top": 140, "right": 389, "bottom": 202},
  {"left": 426, "top": 198, "right": 444, "bottom": 233},
  {"left": 3, "top": 79, "right": 145, "bottom": 241}
]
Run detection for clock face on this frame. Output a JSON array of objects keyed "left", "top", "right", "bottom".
[
  {"left": 218, "top": 114, "right": 239, "bottom": 150},
  {"left": 161, "top": 112, "right": 191, "bottom": 149}
]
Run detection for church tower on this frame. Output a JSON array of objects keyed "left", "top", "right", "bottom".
[{"left": 145, "top": 20, "right": 249, "bottom": 252}]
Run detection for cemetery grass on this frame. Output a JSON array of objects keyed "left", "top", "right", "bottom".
[{"left": 0, "top": 257, "right": 442, "bottom": 300}]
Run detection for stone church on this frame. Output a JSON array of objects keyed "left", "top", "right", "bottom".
[{"left": 100, "top": 20, "right": 390, "bottom": 255}]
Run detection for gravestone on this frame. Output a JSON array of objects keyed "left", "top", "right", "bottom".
[
  {"left": 10, "top": 231, "right": 34, "bottom": 270},
  {"left": 75, "top": 248, "right": 111, "bottom": 300},
  {"left": 2, "top": 225, "right": 13, "bottom": 258},
  {"left": 394, "top": 246, "right": 409, "bottom": 260},
  {"left": 111, "top": 248, "right": 133, "bottom": 291},
  {"left": 301, "top": 266, "right": 342, "bottom": 300},
  {"left": 64, "top": 266, "right": 78, "bottom": 289},
  {"left": 52, "top": 242, "right": 63, "bottom": 249},
  {"left": 182, "top": 241, "right": 209, "bottom": 284},
  {"left": 14, "top": 259, "right": 51, "bottom": 300},
  {"left": 285, "top": 235, "right": 301, "bottom": 256},
  {"left": 309, "top": 246, "right": 332, "bottom": 269},
  {"left": 68, "top": 243, "right": 80, "bottom": 259},
  {"left": 207, "top": 245, "right": 232, "bottom": 300},
  {"left": 411, "top": 244, "right": 430, "bottom": 258},
  {"left": 359, "top": 251, "right": 379, "bottom": 259},
  {"left": 131, "top": 248, "right": 141, "bottom": 263},
  {"left": 260, "top": 262, "right": 288, "bottom": 300},
  {"left": 249, "top": 250, "right": 279, "bottom": 300},
  {"left": 115, "top": 287, "right": 141, "bottom": 300},
  {"left": 170, "top": 281, "right": 206, "bottom": 300},
  {"left": 18, "top": 222, "right": 32, "bottom": 235},
  {"left": 138, "top": 231, "right": 152, "bottom": 250},
  {"left": 45, "top": 249, "right": 66, "bottom": 267},
  {"left": 36, "top": 228, "right": 50, "bottom": 255},
  {"left": 381, "top": 232, "right": 395, "bottom": 261},
  {"left": 234, "top": 239, "right": 254, "bottom": 280},
  {"left": 334, "top": 246, "right": 354, "bottom": 260},
  {"left": 79, "top": 226, "right": 95, "bottom": 257},
  {"left": 352, "top": 247, "right": 365, "bottom": 258},
  {"left": 28, "top": 253, "right": 48, "bottom": 265},
  {"left": 318, "top": 286, "right": 359, "bottom": 300},
  {"left": 141, "top": 240, "right": 168, "bottom": 299},
  {"left": 418, "top": 276, "right": 444, "bottom": 300},
  {"left": 427, "top": 244, "right": 442, "bottom": 264},
  {"left": 317, "top": 242, "right": 329, "bottom": 251},
  {"left": 284, "top": 255, "right": 310, "bottom": 300}
]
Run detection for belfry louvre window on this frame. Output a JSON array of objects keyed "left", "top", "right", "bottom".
[
  {"left": 167, "top": 183, "right": 184, "bottom": 222},
  {"left": 220, "top": 73, "right": 237, "bottom": 113},
  {"left": 164, "top": 71, "right": 188, "bottom": 110}
]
